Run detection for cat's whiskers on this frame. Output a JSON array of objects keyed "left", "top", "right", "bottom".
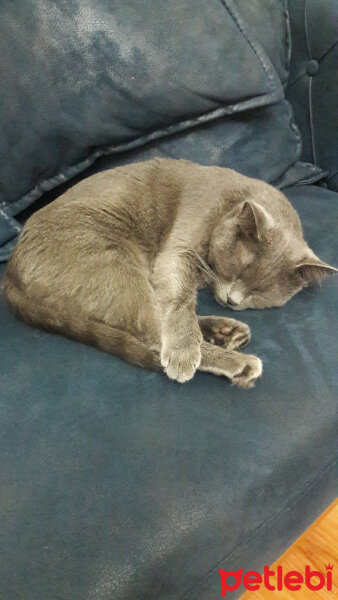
[
  {"left": 190, "top": 249, "right": 217, "bottom": 282},
  {"left": 177, "top": 244, "right": 216, "bottom": 283}
]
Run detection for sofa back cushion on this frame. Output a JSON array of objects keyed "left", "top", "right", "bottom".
[{"left": 0, "top": 0, "right": 324, "bottom": 260}]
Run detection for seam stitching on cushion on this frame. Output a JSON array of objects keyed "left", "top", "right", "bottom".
[
  {"left": 308, "top": 76, "right": 316, "bottom": 164},
  {"left": 284, "top": 0, "right": 292, "bottom": 86},
  {"left": 3, "top": 88, "right": 277, "bottom": 218},
  {"left": 304, "top": 0, "right": 312, "bottom": 60},
  {"left": 304, "top": 0, "right": 316, "bottom": 165},
  {"left": 0, "top": 208, "right": 22, "bottom": 234},
  {"left": 287, "top": 71, "right": 306, "bottom": 90},
  {"left": 286, "top": 100, "right": 302, "bottom": 161},
  {"left": 272, "top": 159, "right": 325, "bottom": 189},
  {"left": 325, "top": 170, "right": 338, "bottom": 182},
  {"left": 317, "top": 41, "right": 338, "bottom": 63},
  {"left": 180, "top": 454, "right": 337, "bottom": 599},
  {"left": 218, "top": 0, "right": 277, "bottom": 94},
  {"left": 293, "top": 170, "right": 329, "bottom": 186}
]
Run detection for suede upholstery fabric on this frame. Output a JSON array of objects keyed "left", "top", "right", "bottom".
[
  {"left": 1, "top": 3, "right": 338, "bottom": 599},
  {"left": 0, "top": 185, "right": 337, "bottom": 600},
  {"left": 286, "top": 0, "right": 338, "bottom": 190},
  {"left": 0, "top": 0, "right": 284, "bottom": 210},
  {"left": 0, "top": 0, "right": 325, "bottom": 260}
]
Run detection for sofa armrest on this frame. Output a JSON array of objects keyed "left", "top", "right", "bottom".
[{"left": 286, "top": 0, "right": 338, "bottom": 190}]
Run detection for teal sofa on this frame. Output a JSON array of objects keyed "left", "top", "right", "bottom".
[{"left": 0, "top": 2, "right": 337, "bottom": 598}]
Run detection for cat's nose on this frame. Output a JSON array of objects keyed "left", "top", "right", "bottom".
[{"left": 227, "top": 296, "right": 238, "bottom": 306}]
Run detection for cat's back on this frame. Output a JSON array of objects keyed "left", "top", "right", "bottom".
[
  {"left": 23, "top": 157, "right": 186, "bottom": 233},
  {"left": 2, "top": 159, "right": 184, "bottom": 290},
  {"left": 4, "top": 158, "right": 247, "bottom": 283}
]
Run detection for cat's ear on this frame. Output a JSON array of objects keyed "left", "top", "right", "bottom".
[
  {"left": 237, "top": 201, "right": 274, "bottom": 242},
  {"left": 296, "top": 253, "right": 338, "bottom": 286}
]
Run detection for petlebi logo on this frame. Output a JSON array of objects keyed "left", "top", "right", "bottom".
[{"left": 219, "top": 563, "right": 334, "bottom": 596}]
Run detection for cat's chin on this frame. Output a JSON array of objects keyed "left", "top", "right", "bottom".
[
  {"left": 214, "top": 296, "right": 248, "bottom": 311},
  {"left": 214, "top": 295, "right": 228, "bottom": 308}
]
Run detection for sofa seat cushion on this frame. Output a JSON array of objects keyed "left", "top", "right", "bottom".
[{"left": 0, "top": 184, "right": 337, "bottom": 600}]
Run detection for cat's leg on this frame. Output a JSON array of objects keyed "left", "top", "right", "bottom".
[
  {"left": 153, "top": 249, "right": 203, "bottom": 383},
  {"left": 3, "top": 261, "right": 162, "bottom": 371},
  {"left": 199, "top": 341, "right": 262, "bottom": 388},
  {"left": 198, "top": 316, "right": 251, "bottom": 350},
  {"left": 4, "top": 235, "right": 164, "bottom": 371},
  {"left": 77, "top": 321, "right": 161, "bottom": 370},
  {"left": 89, "top": 246, "right": 162, "bottom": 366}
]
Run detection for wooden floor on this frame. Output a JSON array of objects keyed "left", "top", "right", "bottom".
[{"left": 240, "top": 499, "right": 337, "bottom": 598}]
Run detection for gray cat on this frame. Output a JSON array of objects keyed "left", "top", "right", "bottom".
[{"left": 2, "top": 159, "right": 336, "bottom": 387}]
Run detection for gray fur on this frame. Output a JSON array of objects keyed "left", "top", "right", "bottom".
[{"left": 2, "top": 159, "right": 336, "bottom": 386}]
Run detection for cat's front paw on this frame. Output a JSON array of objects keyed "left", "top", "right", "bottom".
[
  {"left": 231, "top": 354, "right": 263, "bottom": 389},
  {"left": 199, "top": 316, "right": 251, "bottom": 350},
  {"left": 161, "top": 342, "right": 202, "bottom": 383}
]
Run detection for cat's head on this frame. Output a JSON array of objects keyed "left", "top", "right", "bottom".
[{"left": 208, "top": 187, "right": 337, "bottom": 310}]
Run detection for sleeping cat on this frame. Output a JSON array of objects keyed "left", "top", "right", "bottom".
[{"left": 2, "top": 158, "right": 336, "bottom": 387}]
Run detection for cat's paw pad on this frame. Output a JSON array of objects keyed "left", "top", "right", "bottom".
[
  {"left": 231, "top": 354, "right": 262, "bottom": 389},
  {"left": 202, "top": 317, "right": 251, "bottom": 350},
  {"left": 161, "top": 343, "right": 201, "bottom": 383}
]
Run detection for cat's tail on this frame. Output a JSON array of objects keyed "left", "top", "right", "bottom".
[{"left": 2, "top": 277, "right": 161, "bottom": 371}]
